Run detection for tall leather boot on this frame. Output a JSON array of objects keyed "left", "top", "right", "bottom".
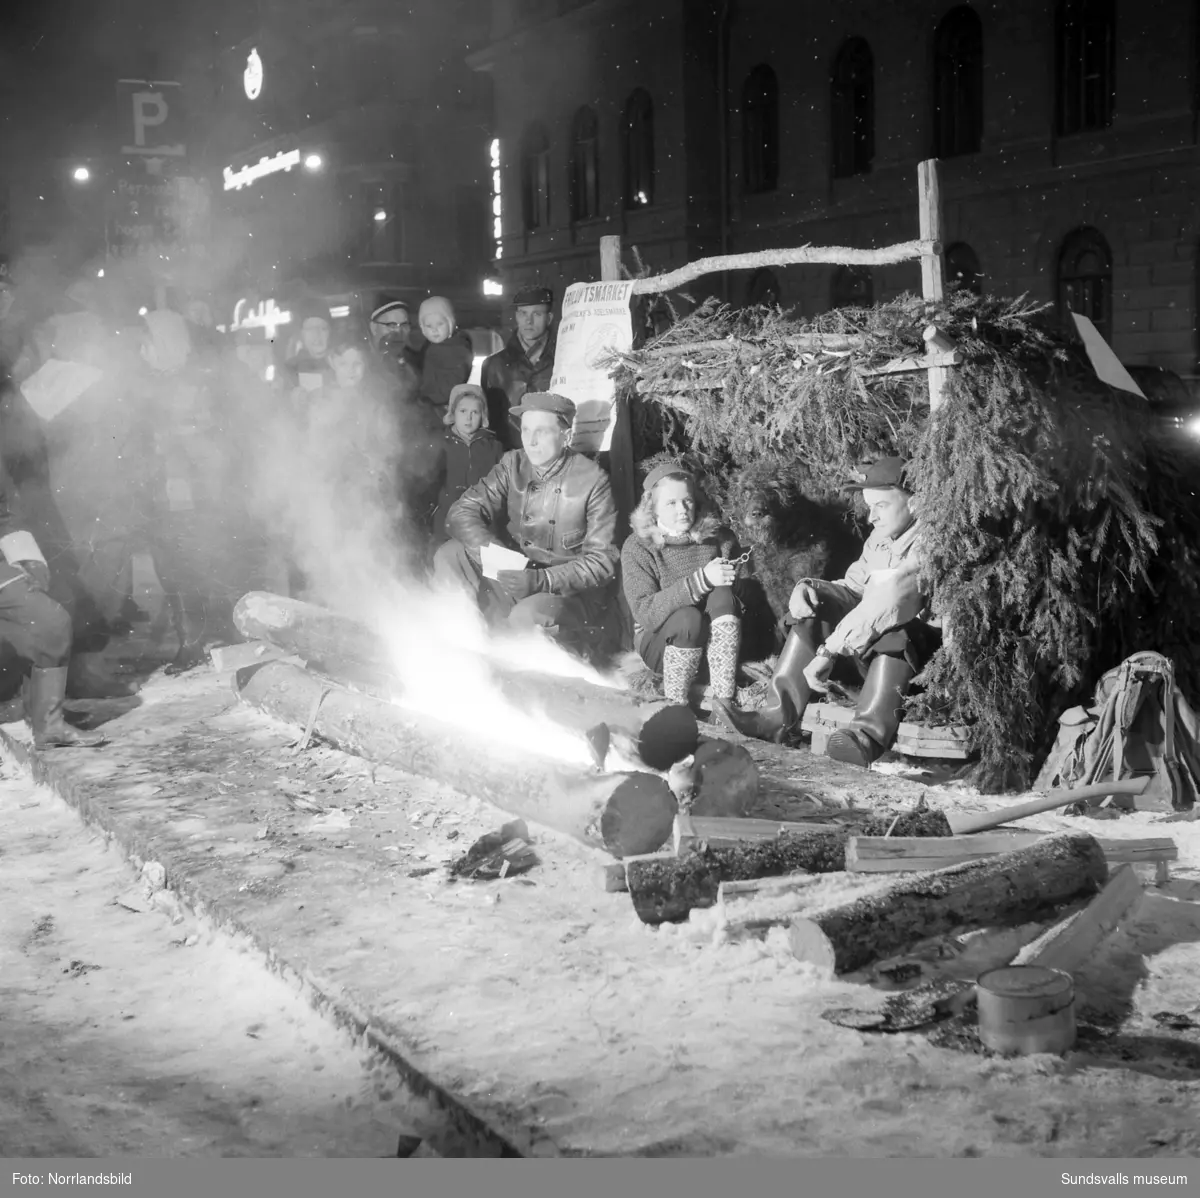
[
  {"left": 28, "top": 667, "right": 108, "bottom": 749},
  {"left": 825, "top": 654, "right": 914, "bottom": 768},
  {"left": 662, "top": 645, "right": 704, "bottom": 705},
  {"left": 712, "top": 623, "right": 816, "bottom": 742},
  {"left": 706, "top": 615, "right": 742, "bottom": 702}
]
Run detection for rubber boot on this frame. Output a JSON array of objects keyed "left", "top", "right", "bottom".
[
  {"left": 28, "top": 667, "right": 108, "bottom": 749},
  {"left": 662, "top": 645, "right": 704, "bottom": 704},
  {"left": 712, "top": 623, "right": 816, "bottom": 742},
  {"left": 706, "top": 615, "right": 742, "bottom": 702},
  {"left": 825, "top": 654, "right": 915, "bottom": 768}
]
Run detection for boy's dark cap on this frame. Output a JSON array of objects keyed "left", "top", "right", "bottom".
[
  {"left": 512, "top": 284, "right": 553, "bottom": 308},
  {"left": 511, "top": 392, "right": 575, "bottom": 421}
]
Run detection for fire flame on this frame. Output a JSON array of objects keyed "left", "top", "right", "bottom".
[{"left": 363, "top": 581, "right": 621, "bottom": 770}]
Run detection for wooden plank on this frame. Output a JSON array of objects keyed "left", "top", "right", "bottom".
[
  {"left": 673, "top": 814, "right": 835, "bottom": 855},
  {"left": 1014, "top": 863, "right": 1144, "bottom": 976},
  {"left": 846, "top": 831, "right": 1046, "bottom": 872},
  {"left": 801, "top": 702, "right": 972, "bottom": 760},
  {"left": 846, "top": 833, "right": 1178, "bottom": 874}
]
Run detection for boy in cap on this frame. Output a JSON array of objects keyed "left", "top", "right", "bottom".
[
  {"left": 480, "top": 284, "right": 556, "bottom": 451},
  {"left": 432, "top": 391, "right": 618, "bottom": 652},
  {"left": 714, "top": 456, "right": 939, "bottom": 767}
]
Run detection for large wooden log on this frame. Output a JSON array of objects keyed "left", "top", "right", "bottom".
[
  {"left": 233, "top": 660, "right": 677, "bottom": 858},
  {"left": 231, "top": 591, "right": 652, "bottom": 736},
  {"left": 787, "top": 832, "right": 1108, "bottom": 977},
  {"left": 624, "top": 810, "right": 952, "bottom": 925}
]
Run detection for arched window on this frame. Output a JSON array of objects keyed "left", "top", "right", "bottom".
[
  {"left": 742, "top": 64, "right": 779, "bottom": 193},
  {"left": 831, "top": 265, "right": 874, "bottom": 309},
  {"left": 944, "top": 241, "right": 983, "bottom": 294},
  {"left": 831, "top": 38, "right": 875, "bottom": 178},
  {"left": 622, "top": 89, "right": 655, "bottom": 208},
  {"left": 519, "top": 123, "right": 551, "bottom": 231},
  {"left": 933, "top": 7, "right": 983, "bottom": 157},
  {"left": 1055, "top": 0, "right": 1116, "bottom": 135},
  {"left": 569, "top": 106, "right": 599, "bottom": 223},
  {"left": 746, "top": 268, "right": 782, "bottom": 307},
  {"left": 1058, "top": 226, "right": 1113, "bottom": 343}
]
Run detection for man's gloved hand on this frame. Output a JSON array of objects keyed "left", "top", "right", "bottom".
[
  {"left": 17, "top": 561, "right": 50, "bottom": 592},
  {"left": 494, "top": 568, "right": 546, "bottom": 602}
]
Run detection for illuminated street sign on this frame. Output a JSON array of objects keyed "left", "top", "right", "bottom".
[
  {"left": 231, "top": 297, "right": 292, "bottom": 339},
  {"left": 244, "top": 48, "right": 264, "bottom": 100},
  {"left": 223, "top": 148, "right": 301, "bottom": 191}
]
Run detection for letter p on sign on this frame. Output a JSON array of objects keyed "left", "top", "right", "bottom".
[{"left": 132, "top": 91, "right": 168, "bottom": 147}]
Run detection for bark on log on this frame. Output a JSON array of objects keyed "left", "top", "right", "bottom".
[
  {"left": 233, "top": 660, "right": 677, "bottom": 858},
  {"left": 624, "top": 810, "right": 952, "bottom": 925},
  {"left": 787, "top": 832, "right": 1108, "bottom": 977},
  {"left": 232, "top": 591, "right": 652, "bottom": 736}
]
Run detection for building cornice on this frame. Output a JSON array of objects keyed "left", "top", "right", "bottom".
[{"left": 467, "top": 0, "right": 658, "bottom": 70}]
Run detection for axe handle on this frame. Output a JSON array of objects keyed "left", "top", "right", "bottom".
[{"left": 945, "top": 777, "right": 1151, "bottom": 836}]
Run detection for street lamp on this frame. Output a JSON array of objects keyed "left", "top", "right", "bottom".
[
  {"left": 71, "top": 166, "right": 91, "bottom": 184},
  {"left": 303, "top": 153, "right": 323, "bottom": 171},
  {"left": 373, "top": 209, "right": 388, "bottom": 223}
]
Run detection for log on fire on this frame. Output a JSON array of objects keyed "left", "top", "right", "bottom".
[
  {"left": 787, "top": 832, "right": 1109, "bottom": 976},
  {"left": 232, "top": 591, "right": 654, "bottom": 736},
  {"left": 233, "top": 659, "right": 677, "bottom": 858},
  {"left": 624, "top": 810, "right": 953, "bottom": 925}
]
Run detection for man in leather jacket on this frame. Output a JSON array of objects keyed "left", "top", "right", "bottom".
[
  {"left": 432, "top": 392, "right": 618, "bottom": 650},
  {"left": 480, "top": 285, "right": 556, "bottom": 451},
  {"left": 0, "top": 460, "right": 105, "bottom": 749}
]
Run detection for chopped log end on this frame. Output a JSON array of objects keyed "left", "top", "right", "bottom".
[
  {"left": 787, "top": 918, "right": 837, "bottom": 976},
  {"left": 688, "top": 740, "right": 760, "bottom": 819},
  {"left": 601, "top": 774, "right": 679, "bottom": 859},
  {"left": 638, "top": 705, "right": 700, "bottom": 771}
]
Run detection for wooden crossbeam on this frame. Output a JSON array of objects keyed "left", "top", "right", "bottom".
[{"left": 628, "top": 240, "right": 940, "bottom": 296}]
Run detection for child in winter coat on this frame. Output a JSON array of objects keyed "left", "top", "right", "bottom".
[
  {"left": 621, "top": 461, "right": 744, "bottom": 708},
  {"left": 417, "top": 296, "right": 473, "bottom": 414},
  {"left": 430, "top": 383, "right": 504, "bottom": 543}
]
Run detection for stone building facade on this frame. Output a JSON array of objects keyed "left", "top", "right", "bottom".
[{"left": 472, "top": 0, "right": 1199, "bottom": 379}]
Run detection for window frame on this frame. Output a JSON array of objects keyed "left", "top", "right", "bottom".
[{"left": 831, "top": 38, "right": 875, "bottom": 179}]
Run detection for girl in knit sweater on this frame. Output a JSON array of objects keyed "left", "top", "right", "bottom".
[{"left": 621, "top": 461, "right": 745, "bottom": 709}]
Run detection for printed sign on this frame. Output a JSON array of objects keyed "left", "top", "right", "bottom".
[
  {"left": 548, "top": 280, "right": 635, "bottom": 453},
  {"left": 116, "top": 79, "right": 186, "bottom": 160}
]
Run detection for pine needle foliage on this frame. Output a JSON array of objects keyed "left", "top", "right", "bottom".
[{"left": 614, "top": 290, "right": 1199, "bottom": 790}]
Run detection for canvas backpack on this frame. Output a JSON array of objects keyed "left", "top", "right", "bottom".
[{"left": 1035, "top": 651, "right": 1200, "bottom": 813}]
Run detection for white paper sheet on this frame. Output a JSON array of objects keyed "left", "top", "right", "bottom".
[
  {"left": 1070, "top": 312, "right": 1146, "bottom": 398},
  {"left": 480, "top": 542, "right": 530, "bottom": 581},
  {"left": 19, "top": 358, "right": 103, "bottom": 422}
]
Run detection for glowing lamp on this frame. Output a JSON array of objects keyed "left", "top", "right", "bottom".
[
  {"left": 303, "top": 153, "right": 323, "bottom": 171},
  {"left": 71, "top": 166, "right": 91, "bottom": 183},
  {"left": 138, "top": 306, "right": 148, "bottom": 316},
  {"left": 373, "top": 209, "right": 388, "bottom": 223},
  {"left": 482, "top": 279, "right": 503, "bottom": 297}
]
